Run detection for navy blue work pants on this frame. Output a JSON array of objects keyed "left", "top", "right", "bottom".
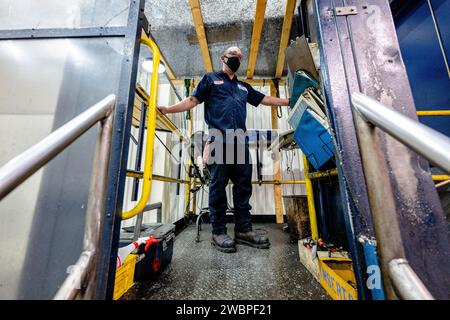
[{"left": 207, "top": 142, "right": 253, "bottom": 235}]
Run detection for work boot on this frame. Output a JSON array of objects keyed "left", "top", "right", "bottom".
[
  {"left": 234, "top": 231, "right": 270, "bottom": 249},
  {"left": 211, "top": 234, "right": 236, "bottom": 253}
]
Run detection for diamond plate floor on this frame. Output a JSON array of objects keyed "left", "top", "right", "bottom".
[{"left": 122, "top": 223, "right": 329, "bottom": 300}]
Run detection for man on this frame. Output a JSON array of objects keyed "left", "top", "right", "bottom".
[{"left": 158, "top": 47, "right": 289, "bottom": 253}]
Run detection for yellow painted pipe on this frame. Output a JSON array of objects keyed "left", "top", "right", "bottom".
[
  {"left": 122, "top": 36, "right": 161, "bottom": 220},
  {"left": 416, "top": 110, "right": 450, "bottom": 116},
  {"left": 303, "top": 154, "right": 319, "bottom": 240},
  {"left": 432, "top": 175, "right": 450, "bottom": 181}
]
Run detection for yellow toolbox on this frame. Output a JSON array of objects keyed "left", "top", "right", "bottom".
[{"left": 113, "top": 254, "right": 138, "bottom": 300}]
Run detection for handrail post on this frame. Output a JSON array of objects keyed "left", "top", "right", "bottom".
[
  {"left": 54, "top": 103, "right": 115, "bottom": 299},
  {"left": 122, "top": 36, "right": 161, "bottom": 220}
]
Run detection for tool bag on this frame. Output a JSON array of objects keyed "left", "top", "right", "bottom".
[{"left": 120, "top": 223, "right": 175, "bottom": 281}]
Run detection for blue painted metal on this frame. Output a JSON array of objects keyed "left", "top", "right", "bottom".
[
  {"left": 335, "top": 162, "right": 369, "bottom": 300},
  {"left": 314, "top": 0, "right": 375, "bottom": 300},
  {"left": 360, "top": 238, "right": 386, "bottom": 300},
  {"left": 395, "top": 0, "right": 450, "bottom": 137}
]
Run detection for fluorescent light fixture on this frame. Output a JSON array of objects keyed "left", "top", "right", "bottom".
[{"left": 142, "top": 59, "right": 165, "bottom": 73}]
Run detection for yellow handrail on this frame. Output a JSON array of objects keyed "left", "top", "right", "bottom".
[
  {"left": 122, "top": 36, "right": 161, "bottom": 220},
  {"left": 416, "top": 110, "right": 450, "bottom": 116},
  {"left": 135, "top": 85, "right": 187, "bottom": 141},
  {"left": 432, "top": 175, "right": 450, "bottom": 181}
]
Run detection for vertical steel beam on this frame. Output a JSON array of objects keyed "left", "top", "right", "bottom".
[
  {"left": 96, "top": 0, "right": 146, "bottom": 300},
  {"left": 313, "top": 0, "right": 375, "bottom": 299}
]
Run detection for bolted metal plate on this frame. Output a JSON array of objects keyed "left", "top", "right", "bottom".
[{"left": 335, "top": 6, "right": 358, "bottom": 16}]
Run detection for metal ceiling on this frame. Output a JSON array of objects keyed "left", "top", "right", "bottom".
[{"left": 144, "top": 0, "right": 292, "bottom": 79}]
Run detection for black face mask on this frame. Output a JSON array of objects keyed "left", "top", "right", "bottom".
[{"left": 224, "top": 56, "right": 240, "bottom": 72}]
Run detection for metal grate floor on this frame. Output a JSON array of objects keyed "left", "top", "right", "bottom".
[{"left": 122, "top": 223, "right": 329, "bottom": 300}]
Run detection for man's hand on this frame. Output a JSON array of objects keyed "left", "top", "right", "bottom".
[
  {"left": 157, "top": 106, "right": 168, "bottom": 114},
  {"left": 261, "top": 96, "right": 290, "bottom": 107}
]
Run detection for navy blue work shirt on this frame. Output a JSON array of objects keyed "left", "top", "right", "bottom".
[{"left": 191, "top": 71, "right": 265, "bottom": 135}]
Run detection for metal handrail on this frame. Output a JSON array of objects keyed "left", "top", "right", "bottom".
[
  {"left": 351, "top": 92, "right": 438, "bottom": 300},
  {"left": 0, "top": 95, "right": 116, "bottom": 200},
  {"left": 122, "top": 36, "right": 161, "bottom": 220},
  {"left": 0, "top": 95, "right": 115, "bottom": 299},
  {"left": 54, "top": 96, "right": 115, "bottom": 299},
  {"left": 388, "top": 259, "right": 433, "bottom": 300},
  {"left": 352, "top": 92, "right": 450, "bottom": 174}
]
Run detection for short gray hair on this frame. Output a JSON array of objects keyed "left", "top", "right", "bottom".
[{"left": 221, "top": 46, "right": 242, "bottom": 59}]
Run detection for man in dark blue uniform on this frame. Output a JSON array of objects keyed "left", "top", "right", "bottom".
[{"left": 159, "top": 47, "right": 289, "bottom": 253}]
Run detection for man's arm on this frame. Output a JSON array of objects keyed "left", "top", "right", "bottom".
[
  {"left": 260, "top": 95, "right": 289, "bottom": 107},
  {"left": 158, "top": 96, "right": 200, "bottom": 114}
]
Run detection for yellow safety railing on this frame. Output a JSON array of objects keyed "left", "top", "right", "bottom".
[
  {"left": 416, "top": 110, "right": 450, "bottom": 116},
  {"left": 135, "top": 85, "right": 187, "bottom": 142},
  {"left": 122, "top": 36, "right": 161, "bottom": 220},
  {"left": 432, "top": 175, "right": 450, "bottom": 181}
]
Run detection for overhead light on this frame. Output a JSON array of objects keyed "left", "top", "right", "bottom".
[{"left": 142, "top": 59, "right": 165, "bottom": 73}]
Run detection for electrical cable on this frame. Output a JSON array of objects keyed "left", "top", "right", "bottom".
[
  {"left": 153, "top": 132, "right": 201, "bottom": 224},
  {"left": 130, "top": 133, "right": 138, "bottom": 145}
]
